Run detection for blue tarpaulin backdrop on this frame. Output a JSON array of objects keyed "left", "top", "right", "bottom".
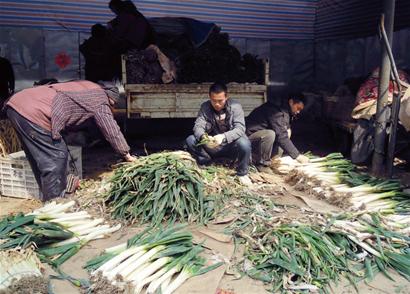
[{"left": 1, "top": 0, "right": 410, "bottom": 91}]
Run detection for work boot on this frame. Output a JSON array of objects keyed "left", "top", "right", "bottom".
[{"left": 256, "top": 165, "right": 274, "bottom": 174}]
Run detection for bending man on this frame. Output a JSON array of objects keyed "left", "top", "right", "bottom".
[{"left": 6, "top": 80, "right": 135, "bottom": 201}]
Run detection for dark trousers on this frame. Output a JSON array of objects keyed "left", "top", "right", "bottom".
[
  {"left": 248, "top": 129, "right": 283, "bottom": 166},
  {"left": 7, "top": 107, "right": 68, "bottom": 201},
  {"left": 185, "top": 135, "right": 251, "bottom": 176}
]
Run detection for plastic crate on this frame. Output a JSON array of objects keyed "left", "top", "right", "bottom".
[
  {"left": 0, "top": 151, "right": 40, "bottom": 199},
  {"left": 0, "top": 146, "right": 82, "bottom": 199}
]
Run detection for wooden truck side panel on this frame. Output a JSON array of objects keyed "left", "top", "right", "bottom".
[{"left": 122, "top": 57, "right": 269, "bottom": 119}]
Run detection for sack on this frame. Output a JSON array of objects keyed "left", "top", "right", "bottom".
[{"left": 351, "top": 118, "right": 375, "bottom": 164}]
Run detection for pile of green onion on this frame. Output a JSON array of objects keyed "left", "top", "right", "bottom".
[
  {"left": 236, "top": 213, "right": 410, "bottom": 293},
  {"left": 85, "top": 224, "right": 222, "bottom": 294},
  {"left": 105, "top": 152, "right": 208, "bottom": 226}
]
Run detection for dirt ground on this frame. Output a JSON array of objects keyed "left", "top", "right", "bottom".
[{"left": 1, "top": 142, "right": 410, "bottom": 294}]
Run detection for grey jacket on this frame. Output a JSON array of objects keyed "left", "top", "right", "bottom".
[
  {"left": 193, "top": 99, "right": 246, "bottom": 144},
  {"left": 246, "top": 102, "right": 300, "bottom": 159}
]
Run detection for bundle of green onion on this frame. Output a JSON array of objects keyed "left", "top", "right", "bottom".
[
  {"left": 0, "top": 248, "right": 46, "bottom": 292},
  {"left": 236, "top": 213, "right": 410, "bottom": 293},
  {"left": 105, "top": 152, "right": 207, "bottom": 226},
  {"left": 275, "top": 153, "right": 410, "bottom": 213},
  {"left": 85, "top": 224, "right": 222, "bottom": 294},
  {"left": 0, "top": 201, "right": 120, "bottom": 267}
]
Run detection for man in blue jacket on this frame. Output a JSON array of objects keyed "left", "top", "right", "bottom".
[{"left": 185, "top": 82, "right": 252, "bottom": 186}]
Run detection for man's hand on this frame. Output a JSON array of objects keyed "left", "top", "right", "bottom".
[
  {"left": 296, "top": 154, "right": 310, "bottom": 164},
  {"left": 213, "top": 134, "right": 226, "bottom": 145},
  {"left": 124, "top": 153, "right": 137, "bottom": 162}
]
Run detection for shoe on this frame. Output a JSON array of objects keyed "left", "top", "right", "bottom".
[
  {"left": 256, "top": 165, "right": 274, "bottom": 174},
  {"left": 238, "top": 175, "right": 252, "bottom": 186}
]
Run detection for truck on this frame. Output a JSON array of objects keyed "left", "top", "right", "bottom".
[{"left": 121, "top": 57, "right": 270, "bottom": 120}]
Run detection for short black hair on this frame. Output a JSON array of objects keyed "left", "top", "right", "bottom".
[
  {"left": 33, "top": 78, "right": 59, "bottom": 86},
  {"left": 288, "top": 92, "right": 305, "bottom": 104},
  {"left": 209, "top": 82, "right": 227, "bottom": 96}
]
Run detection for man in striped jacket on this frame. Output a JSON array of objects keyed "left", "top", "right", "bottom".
[{"left": 6, "top": 80, "right": 135, "bottom": 201}]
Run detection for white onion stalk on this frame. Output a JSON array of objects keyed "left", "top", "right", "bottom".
[
  {"left": 52, "top": 220, "right": 93, "bottom": 229},
  {"left": 38, "top": 201, "right": 76, "bottom": 214},
  {"left": 33, "top": 211, "right": 90, "bottom": 222},
  {"left": 76, "top": 225, "right": 110, "bottom": 236},
  {"left": 123, "top": 262, "right": 150, "bottom": 281},
  {"left": 105, "top": 243, "right": 127, "bottom": 254},
  {"left": 130, "top": 257, "right": 171, "bottom": 285},
  {"left": 162, "top": 265, "right": 195, "bottom": 294},
  {"left": 104, "top": 250, "right": 146, "bottom": 279},
  {"left": 364, "top": 201, "right": 396, "bottom": 211},
  {"left": 32, "top": 201, "right": 57, "bottom": 213},
  {"left": 96, "top": 246, "right": 144, "bottom": 274},
  {"left": 49, "top": 214, "right": 91, "bottom": 223},
  {"left": 133, "top": 267, "right": 169, "bottom": 294},
  {"left": 161, "top": 275, "right": 173, "bottom": 293},
  {"left": 116, "top": 246, "right": 166, "bottom": 279},
  {"left": 68, "top": 218, "right": 105, "bottom": 231},
  {"left": 146, "top": 267, "right": 179, "bottom": 294},
  {"left": 53, "top": 224, "right": 121, "bottom": 247}
]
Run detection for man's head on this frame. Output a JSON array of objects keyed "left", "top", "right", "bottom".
[
  {"left": 98, "top": 81, "right": 121, "bottom": 106},
  {"left": 288, "top": 92, "right": 305, "bottom": 116},
  {"left": 209, "top": 82, "right": 228, "bottom": 112},
  {"left": 109, "top": 0, "right": 122, "bottom": 15},
  {"left": 109, "top": 0, "right": 137, "bottom": 15}
]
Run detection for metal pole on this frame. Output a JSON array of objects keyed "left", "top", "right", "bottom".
[
  {"left": 371, "top": 0, "right": 396, "bottom": 176},
  {"left": 378, "top": 13, "right": 402, "bottom": 178},
  {"left": 385, "top": 59, "right": 402, "bottom": 177}
]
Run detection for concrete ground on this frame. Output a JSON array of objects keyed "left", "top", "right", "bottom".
[{"left": 1, "top": 117, "right": 410, "bottom": 294}]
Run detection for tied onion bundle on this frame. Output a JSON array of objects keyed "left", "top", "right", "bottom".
[
  {"left": 85, "top": 224, "right": 223, "bottom": 294},
  {"left": 0, "top": 248, "right": 46, "bottom": 292},
  {"left": 105, "top": 152, "right": 207, "bottom": 225}
]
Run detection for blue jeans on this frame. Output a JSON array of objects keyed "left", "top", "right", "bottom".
[{"left": 185, "top": 135, "right": 251, "bottom": 176}]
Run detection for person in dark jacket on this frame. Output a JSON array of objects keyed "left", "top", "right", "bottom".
[
  {"left": 80, "top": 24, "right": 117, "bottom": 82},
  {"left": 185, "top": 82, "right": 252, "bottom": 186},
  {"left": 246, "top": 93, "right": 309, "bottom": 173},
  {"left": 108, "top": 0, "right": 155, "bottom": 53},
  {"left": 0, "top": 53, "right": 15, "bottom": 110}
]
